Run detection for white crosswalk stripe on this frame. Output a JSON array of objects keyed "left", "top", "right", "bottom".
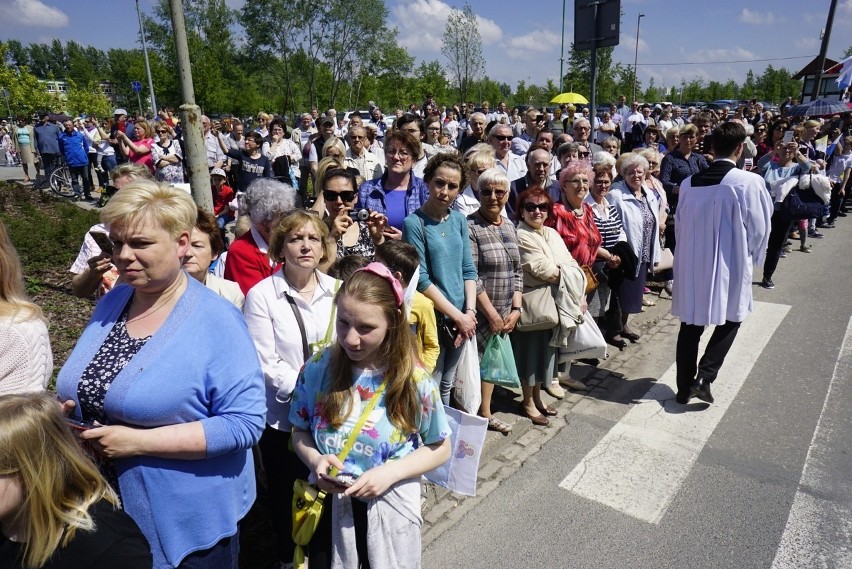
[
  {"left": 770, "top": 315, "right": 852, "bottom": 568},
  {"left": 559, "top": 301, "right": 790, "bottom": 524}
]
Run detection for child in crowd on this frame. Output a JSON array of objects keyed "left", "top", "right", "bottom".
[
  {"left": 327, "top": 254, "right": 369, "bottom": 281},
  {"left": 210, "top": 167, "right": 235, "bottom": 229},
  {"left": 290, "top": 263, "right": 450, "bottom": 567},
  {"left": 374, "top": 240, "right": 440, "bottom": 373}
]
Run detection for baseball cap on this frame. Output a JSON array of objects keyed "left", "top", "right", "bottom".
[
  {"left": 320, "top": 116, "right": 335, "bottom": 126},
  {"left": 210, "top": 168, "right": 227, "bottom": 178},
  {"left": 113, "top": 108, "right": 128, "bottom": 116}
]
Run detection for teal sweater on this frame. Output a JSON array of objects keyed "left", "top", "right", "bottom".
[{"left": 403, "top": 209, "right": 477, "bottom": 311}]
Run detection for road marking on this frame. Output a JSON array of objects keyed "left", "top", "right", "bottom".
[
  {"left": 770, "top": 315, "right": 852, "bottom": 568},
  {"left": 559, "top": 301, "right": 790, "bottom": 524}
]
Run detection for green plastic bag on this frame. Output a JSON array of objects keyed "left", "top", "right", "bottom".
[{"left": 480, "top": 334, "right": 521, "bottom": 389}]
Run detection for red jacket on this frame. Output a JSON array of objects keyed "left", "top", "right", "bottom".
[{"left": 224, "top": 230, "right": 278, "bottom": 294}]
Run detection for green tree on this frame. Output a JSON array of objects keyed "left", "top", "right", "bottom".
[
  {"left": 563, "top": 44, "right": 619, "bottom": 103},
  {"left": 65, "top": 79, "right": 113, "bottom": 117},
  {"left": 441, "top": 3, "right": 485, "bottom": 103},
  {"left": 0, "top": 43, "right": 52, "bottom": 116}
]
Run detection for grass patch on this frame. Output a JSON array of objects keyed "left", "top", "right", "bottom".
[{"left": 0, "top": 182, "right": 100, "bottom": 380}]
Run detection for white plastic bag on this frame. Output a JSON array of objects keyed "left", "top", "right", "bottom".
[
  {"left": 453, "top": 336, "right": 482, "bottom": 414},
  {"left": 424, "top": 405, "right": 488, "bottom": 496},
  {"left": 559, "top": 315, "right": 608, "bottom": 361}
]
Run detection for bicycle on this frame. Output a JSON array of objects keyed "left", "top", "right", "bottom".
[{"left": 49, "top": 158, "right": 76, "bottom": 198}]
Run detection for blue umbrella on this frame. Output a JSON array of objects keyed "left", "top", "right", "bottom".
[{"left": 786, "top": 98, "right": 850, "bottom": 117}]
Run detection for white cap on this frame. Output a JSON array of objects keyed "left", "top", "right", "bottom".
[
  {"left": 210, "top": 168, "right": 227, "bottom": 178},
  {"left": 113, "top": 108, "right": 128, "bottom": 116}
]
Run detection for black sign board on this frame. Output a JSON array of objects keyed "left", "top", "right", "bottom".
[{"left": 574, "top": 0, "right": 620, "bottom": 51}]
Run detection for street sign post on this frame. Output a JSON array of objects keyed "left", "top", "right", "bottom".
[
  {"left": 573, "top": 0, "right": 620, "bottom": 142},
  {"left": 131, "top": 80, "right": 143, "bottom": 116}
]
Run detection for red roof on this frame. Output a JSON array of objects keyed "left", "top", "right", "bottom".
[{"left": 792, "top": 56, "right": 840, "bottom": 80}]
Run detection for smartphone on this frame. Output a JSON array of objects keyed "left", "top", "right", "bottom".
[
  {"left": 782, "top": 130, "right": 795, "bottom": 144},
  {"left": 65, "top": 417, "right": 95, "bottom": 432},
  {"left": 322, "top": 472, "right": 358, "bottom": 487},
  {"left": 89, "top": 231, "right": 113, "bottom": 255}
]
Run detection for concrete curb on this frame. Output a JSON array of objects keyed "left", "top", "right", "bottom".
[{"left": 421, "top": 288, "right": 678, "bottom": 547}]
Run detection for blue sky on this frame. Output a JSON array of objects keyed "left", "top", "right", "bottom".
[{"left": 2, "top": 0, "right": 850, "bottom": 97}]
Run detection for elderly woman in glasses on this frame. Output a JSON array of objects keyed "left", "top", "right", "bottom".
[
  {"left": 151, "top": 125, "right": 184, "bottom": 184},
  {"left": 607, "top": 153, "right": 661, "bottom": 341},
  {"left": 467, "top": 167, "right": 523, "bottom": 433}
]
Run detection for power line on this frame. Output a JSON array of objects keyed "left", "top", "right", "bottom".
[{"left": 638, "top": 54, "right": 817, "bottom": 67}]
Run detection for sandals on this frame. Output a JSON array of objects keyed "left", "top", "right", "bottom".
[{"left": 487, "top": 416, "right": 513, "bottom": 435}]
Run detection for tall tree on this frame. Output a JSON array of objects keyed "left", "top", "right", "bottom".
[
  {"left": 441, "top": 3, "right": 485, "bottom": 103},
  {"left": 0, "top": 43, "right": 52, "bottom": 116}
]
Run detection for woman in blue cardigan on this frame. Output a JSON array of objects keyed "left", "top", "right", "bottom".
[{"left": 56, "top": 180, "right": 266, "bottom": 569}]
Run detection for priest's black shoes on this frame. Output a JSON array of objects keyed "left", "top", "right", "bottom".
[{"left": 690, "top": 378, "right": 714, "bottom": 404}]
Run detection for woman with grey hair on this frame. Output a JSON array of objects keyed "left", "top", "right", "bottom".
[
  {"left": 224, "top": 177, "right": 296, "bottom": 294},
  {"left": 466, "top": 167, "right": 524, "bottom": 431},
  {"left": 607, "top": 153, "right": 660, "bottom": 341}
]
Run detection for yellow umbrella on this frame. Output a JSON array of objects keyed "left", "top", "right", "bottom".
[{"left": 550, "top": 92, "right": 588, "bottom": 105}]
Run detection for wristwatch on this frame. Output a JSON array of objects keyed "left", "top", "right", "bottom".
[{"left": 511, "top": 306, "right": 523, "bottom": 313}]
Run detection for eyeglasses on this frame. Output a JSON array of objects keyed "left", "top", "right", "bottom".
[
  {"left": 491, "top": 135, "right": 513, "bottom": 141},
  {"left": 156, "top": 130, "right": 168, "bottom": 134},
  {"left": 523, "top": 202, "right": 548, "bottom": 212},
  {"left": 432, "top": 178, "right": 460, "bottom": 191},
  {"left": 350, "top": 135, "right": 365, "bottom": 140},
  {"left": 387, "top": 148, "right": 412, "bottom": 159},
  {"left": 323, "top": 190, "right": 356, "bottom": 202},
  {"left": 579, "top": 151, "right": 590, "bottom": 158},
  {"left": 479, "top": 188, "right": 506, "bottom": 199}
]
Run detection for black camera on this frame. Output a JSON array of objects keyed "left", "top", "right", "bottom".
[{"left": 349, "top": 208, "right": 370, "bottom": 221}]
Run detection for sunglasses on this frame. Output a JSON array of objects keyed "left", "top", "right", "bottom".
[
  {"left": 156, "top": 130, "right": 168, "bottom": 134},
  {"left": 523, "top": 202, "right": 548, "bottom": 212},
  {"left": 579, "top": 151, "right": 590, "bottom": 158},
  {"left": 479, "top": 189, "right": 506, "bottom": 199},
  {"left": 491, "top": 135, "right": 513, "bottom": 141},
  {"left": 322, "top": 190, "right": 356, "bottom": 202}
]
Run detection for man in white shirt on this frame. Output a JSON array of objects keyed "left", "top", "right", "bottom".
[
  {"left": 202, "top": 115, "right": 225, "bottom": 170},
  {"left": 491, "top": 124, "right": 527, "bottom": 181},
  {"left": 344, "top": 126, "right": 383, "bottom": 180},
  {"left": 672, "top": 122, "right": 772, "bottom": 405},
  {"left": 489, "top": 101, "right": 510, "bottom": 124},
  {"left": 511, "top": 108, "right": 545, "bottom": 156}
]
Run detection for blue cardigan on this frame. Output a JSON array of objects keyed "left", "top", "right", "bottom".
[{"left": 56, "top": 278, "right": 266, "bottom": 569}]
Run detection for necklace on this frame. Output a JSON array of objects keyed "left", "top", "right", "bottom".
[
  {"left": 127, "top": 274, "right": 185, "bottom": 324},
  {"left": 283, "top": 271, "right": 317, "bottom": 298}
]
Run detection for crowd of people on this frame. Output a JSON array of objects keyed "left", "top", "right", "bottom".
[{"left": 0, "top": 93, "right": 850, "bottom": 569}]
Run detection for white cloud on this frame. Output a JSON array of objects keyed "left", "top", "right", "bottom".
[
  {"left": 794, "top": 36, "right": 820, "bottom": 51},
  {"left": 504, "top": 29, "right": 561, "bottom": 59},
  {"left": 739, "top": 8, "right": 775, "bottom": 25},
  {"left": 678, "top": 46, "right": 756, "bottom": 63},
  {"left": 3, "top": 0, "right": 69, "bottom": 27},
  {"left": 390, "top": 0, "right": 502, "bottom": 52}
]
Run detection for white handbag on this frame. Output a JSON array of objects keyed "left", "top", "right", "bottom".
[
  {"left": 452, "top": 336, "right": 482, "bottom": 414},
  {"left": 559, "top": 315, "right": 608, "bottom": 361}
]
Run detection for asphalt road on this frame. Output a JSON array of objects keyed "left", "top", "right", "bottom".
[{"left": 424, "top": 217, "right": 852, "bottom": 569}]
